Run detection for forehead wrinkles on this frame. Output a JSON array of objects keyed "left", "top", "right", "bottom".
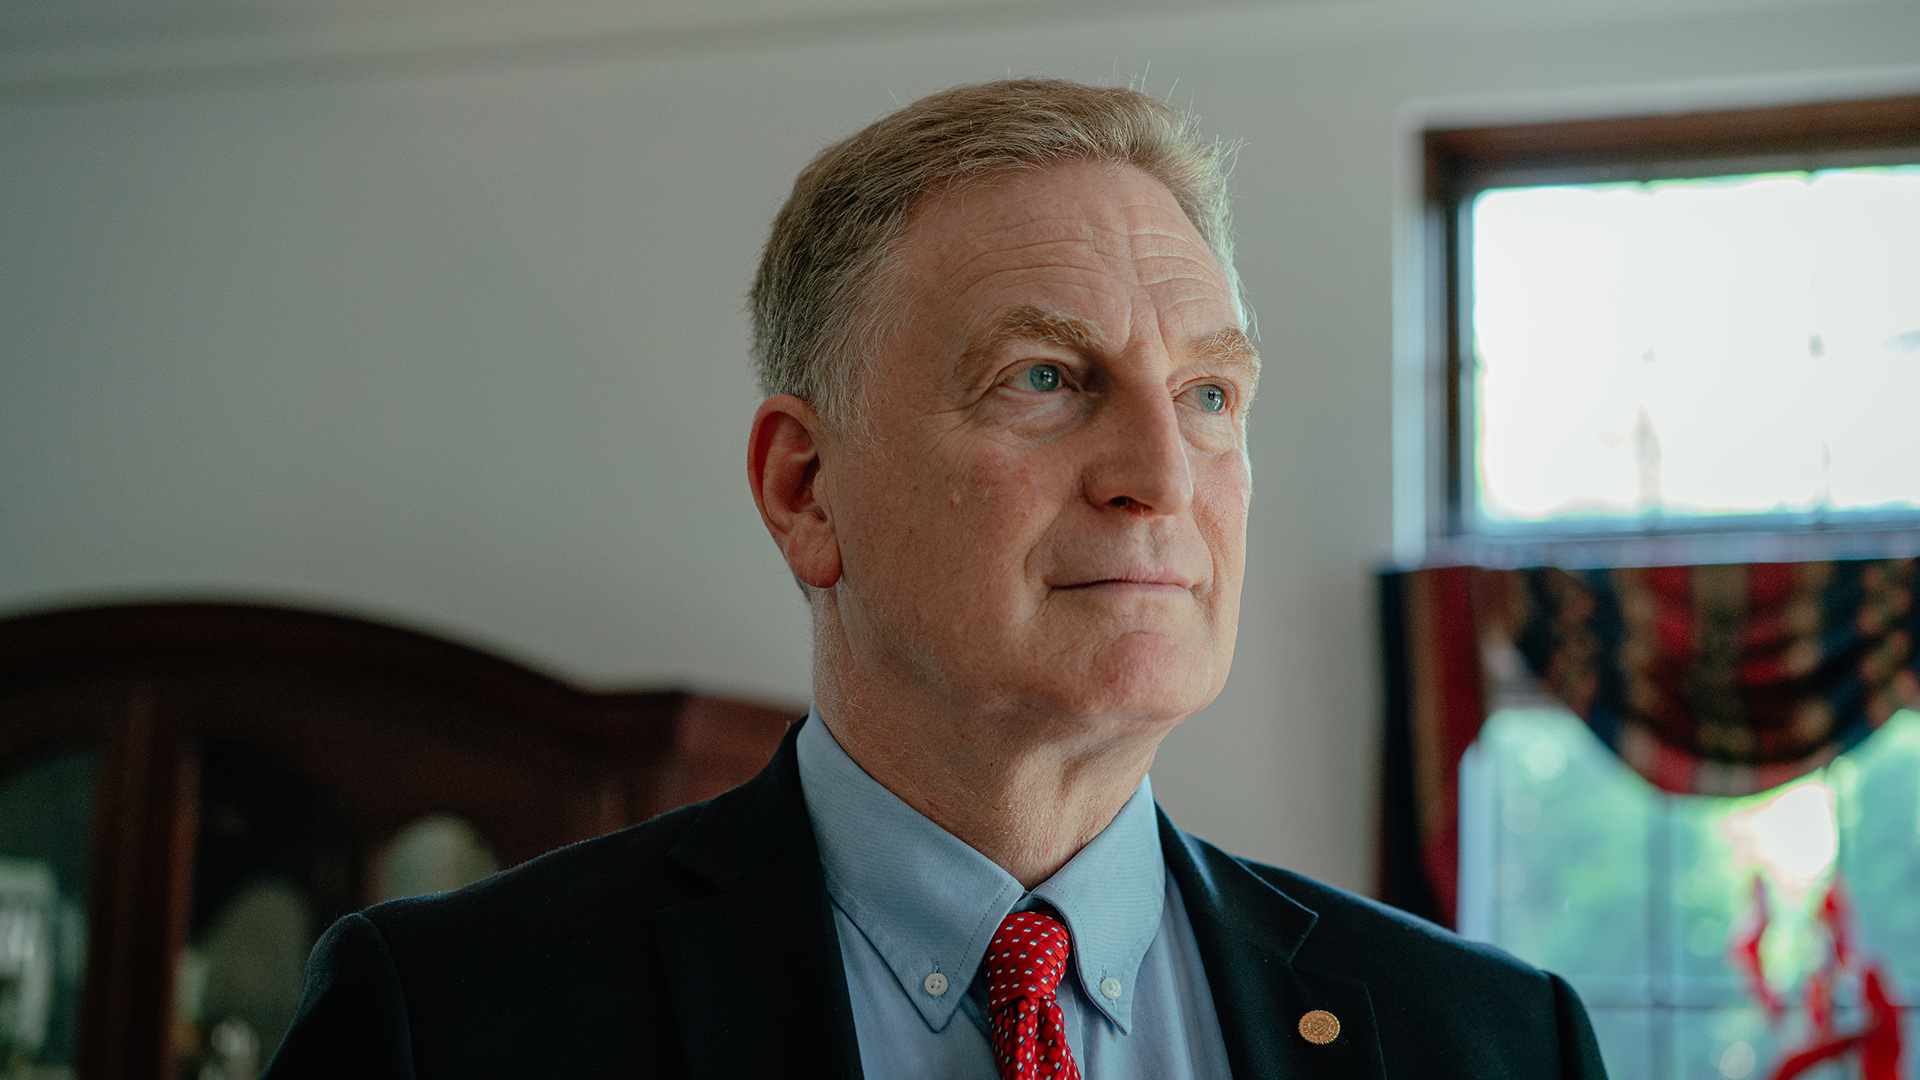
[
  {"left": 874, "top": 165, "right": 1239, "bottom": 390},
  {"left": 940, "top": 215, "right": 1231, "bottom": 348},
  {"left": 944, "top": 189, "right": 1210, "bottom": 279}
]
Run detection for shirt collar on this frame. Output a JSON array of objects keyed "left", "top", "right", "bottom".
[{"left": 795, "top": 708, "right": 1166, "bottom": 1034}]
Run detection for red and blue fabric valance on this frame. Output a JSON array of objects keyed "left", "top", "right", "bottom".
[{"left": 1377, "top": 557, "right": 1919, "bottom": 928}]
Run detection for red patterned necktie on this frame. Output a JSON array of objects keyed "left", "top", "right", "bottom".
[{"left": 984, "top": 910, "right": 1082, "bottom": 1080}]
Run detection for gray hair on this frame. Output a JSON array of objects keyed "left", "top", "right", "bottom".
[{"left": 748, "top": 77, "right": 1244, "bottom": 432}]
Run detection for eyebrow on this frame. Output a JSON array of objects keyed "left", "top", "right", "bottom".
[
  {"left": 961, "top": 303, "right": 1260, "bottom": 378},
  {"left": 962, "top": 305, "right": 1107, "bottom": 369},
  {"left": 1191, "top": 326, "right": 1261, "bottom": 377}
]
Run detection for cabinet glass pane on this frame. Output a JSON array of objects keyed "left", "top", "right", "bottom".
[
  {"left": 0, "top": 748, "right": 98, "bottom": 1079},
  {"left": 373, "top": 814, "right": 498, "bottom": 902},
  {"left": 178, "top": 742, "right": 358, "bottom": 1080}
]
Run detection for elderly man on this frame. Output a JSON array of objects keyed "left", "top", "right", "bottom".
[{"left": 267, "top": 79, "right": 1605, "bottom": 1079}]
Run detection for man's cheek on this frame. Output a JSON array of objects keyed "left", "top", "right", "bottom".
[
  {"left": 954, "top": 450, "right": 1053, "bottom": 520},
  {"left": 1196, "top": 461, "right": 1252, "bottom": 528}
]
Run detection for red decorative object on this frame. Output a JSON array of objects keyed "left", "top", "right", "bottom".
[
  {"left": 1768, "top": 968, "right": 1902, "bottom": 1080},
  {"left": 1734, "top": 878, "right": 1906, "bottom": 1080},
  {"left": 1732, "top": 876, "right": 1786, "bottom": 1018}
]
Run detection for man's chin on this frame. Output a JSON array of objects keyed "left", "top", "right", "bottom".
[{"left": 1018, "top": 644, "right": 1223, "bottom": 730}]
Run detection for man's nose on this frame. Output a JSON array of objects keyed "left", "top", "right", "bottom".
[{"left": 1082, "top": 384, "right": 1194, "bottom": 516}]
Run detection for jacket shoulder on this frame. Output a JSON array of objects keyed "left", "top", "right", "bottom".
[
  {"left": 1223, "top": 852, "right": 1605, "bottom": 1076},
  {"left": 1240, "top": 855, "right": 1607, "bottom": 1070},
  {"left": 332, "top": 800, "right": 719, "bottom": 1075},
  {"left": 1236, "top": 857, "right": 1538, "bottom": 982},
  {"left": 365, "top": 797, "right": 711, "bottom": 940}
]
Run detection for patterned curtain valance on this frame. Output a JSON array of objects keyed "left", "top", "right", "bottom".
[
  {"left": 1377, "top": 557, "right": 1920, "bottom": 928},
  {"left": 1499, "top": 560, "right": 1919, "bottom": 795}
]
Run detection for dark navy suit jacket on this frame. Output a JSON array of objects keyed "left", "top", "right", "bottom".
[{"left": 265, "top": 723, "right": 1607, "bottom": 1078}]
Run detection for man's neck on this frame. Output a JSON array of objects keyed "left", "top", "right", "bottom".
[{"left": 813, "top": 664, "right": 1169, "bottom": 890}]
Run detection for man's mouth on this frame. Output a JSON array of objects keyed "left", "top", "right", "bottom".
[{"left": 1052, "top": 567, "right": 1199, "bottom": 591}]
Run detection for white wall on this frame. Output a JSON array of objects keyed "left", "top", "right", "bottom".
[{"left": 4, "top": 0, "right": 1916, "bottom": 894}]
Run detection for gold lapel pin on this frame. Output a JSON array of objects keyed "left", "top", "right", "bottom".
[{"left": 1298, "top": 1009, "right": 1341, "bottom": 1045}]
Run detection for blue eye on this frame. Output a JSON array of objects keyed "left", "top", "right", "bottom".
[
  {"left": 1196, "top": 385, "right": 1227, "bottom": 413},
  {"left": 1025, "top": 364, "right": 1063, "bottom": 392}
]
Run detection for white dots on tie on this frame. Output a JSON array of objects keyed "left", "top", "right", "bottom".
[
  {"left": 924, "top": 972, "right": 949, "bottom": 997},
  {"left": 1100, "top": 977, "right": 1123, "bottom": 1001}
]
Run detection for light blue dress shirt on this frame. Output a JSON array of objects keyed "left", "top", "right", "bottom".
[{"left": 795, "top": 710, "right": 1233, "bottom": 1079}]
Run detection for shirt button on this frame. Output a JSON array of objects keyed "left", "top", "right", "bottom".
[
  {"left": 1100, "top": 977, "right": 1123, "bottom": 1000},
  {"left": 924, "top": 972, "right": 949, "bottom": 996}
]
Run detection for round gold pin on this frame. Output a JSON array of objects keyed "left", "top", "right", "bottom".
[{"left": 1298, "top": 1009, "right": 1340, "bottom": 1045}]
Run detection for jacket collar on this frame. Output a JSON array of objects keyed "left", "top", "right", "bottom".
[
  {"left": 651, "top": 719, "right": 864, "bottom": 1079},
  {"left": 1159, "top": 811, "right": 1386, "bottom": 1080}
]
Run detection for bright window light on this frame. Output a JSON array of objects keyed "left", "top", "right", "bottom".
[
  {"left": 1720, "top": 780, "right": 1836, "bottom": 897},
  {"left": 1470, "top": 166, "right": 1920, "bottom": 528}
]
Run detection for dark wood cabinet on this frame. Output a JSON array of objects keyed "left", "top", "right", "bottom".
[{"left": 0, "top": 603, "right": 798, "bottom": 1080}]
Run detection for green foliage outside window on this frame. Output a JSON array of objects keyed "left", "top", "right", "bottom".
[{"left": 1464, "top": 708, "right": 1920, "bottom": 1079}]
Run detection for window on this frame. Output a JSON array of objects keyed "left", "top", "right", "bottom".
[
  {"left": 1460, "top": 706, "right": 1920, "bottom": 1079},
  {"left": 1422, "top": 96, "right": 1920, "bottom": 1080},
  {"left": 1422, "top": 95, "right": 1920, "bottom": 561}
]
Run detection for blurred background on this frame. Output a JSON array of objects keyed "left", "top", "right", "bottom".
[{"left": 3, "top": 0, "right": 1919, "bottom": 1077}]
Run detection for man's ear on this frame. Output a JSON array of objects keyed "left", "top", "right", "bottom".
[{"left": 747, "top": 394, "right": 843, "bottom": 590}]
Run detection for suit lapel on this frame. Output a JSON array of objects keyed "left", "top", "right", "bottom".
[
  {"left": 1160, "top": 813, "right": 1386, "bottom": 1080},
  {"left": 651, "top": 725, "right": 863, "bottom": 1079}
]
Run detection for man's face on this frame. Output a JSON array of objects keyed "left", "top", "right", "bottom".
[{"left": 819, "top": 160, "right": 1256, "bottom": 732}]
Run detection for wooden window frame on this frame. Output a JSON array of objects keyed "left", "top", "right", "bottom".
[{"left": 1423, "top": 94, "right": 1920, "bottom": 568}]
